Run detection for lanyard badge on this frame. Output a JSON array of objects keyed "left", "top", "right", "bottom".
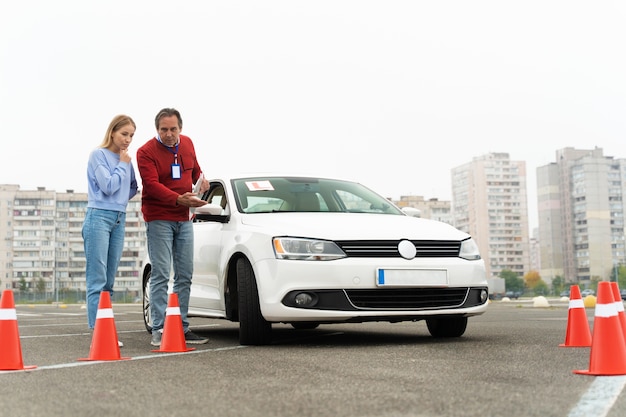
[
  {"left": 156, "top": 136, "right": 182, "bottom": 180},
  {"left": 167, "top": 142, "right": 180, "bottom": 180},
  {"left": 171, "top": 163, "right": 181, "bottom": 179}
]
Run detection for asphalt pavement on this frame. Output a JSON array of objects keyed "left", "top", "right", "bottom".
[{"left": 1, "top": 298, "right": 626, "bottom": 417}]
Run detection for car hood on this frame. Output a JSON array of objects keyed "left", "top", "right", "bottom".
[{"left": 239, "top": 213, "right": 470, "bottom": 241}]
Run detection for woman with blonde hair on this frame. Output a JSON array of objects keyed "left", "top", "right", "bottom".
[{"left": 82, "top": 115, "right": 138, "bottom": 346}]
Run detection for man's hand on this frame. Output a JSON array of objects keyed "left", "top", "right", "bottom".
[{"left": 176, "top": 192, "right": 208, "bottom": 207}]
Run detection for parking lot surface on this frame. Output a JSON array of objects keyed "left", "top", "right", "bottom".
[{"left": 1, "top": 299, "right": 625, "bottom": 417}]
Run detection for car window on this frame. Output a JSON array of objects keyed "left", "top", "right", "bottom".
[
  {"left": 203, "top": 183, "right": 228, "bottom": 211},
  {"left": 335, "top": 189, "right": 389, "bottom": 213},
  {"left": 208, "top": 189, "right": 226, "bottom": 208},
  {"left": 232, "top": 177, "right": 402, "bottom": 215}
]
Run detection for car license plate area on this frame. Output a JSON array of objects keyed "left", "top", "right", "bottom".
[{"left": 376, "top": 268, "right": 448, "bottom": 287}]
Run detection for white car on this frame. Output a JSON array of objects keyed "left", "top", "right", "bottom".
[{"left": 141, "top": 174, "right": 489, "bottom": 345}]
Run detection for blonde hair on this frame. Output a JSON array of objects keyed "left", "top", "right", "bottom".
[{"left": 99, "top": 115, "right": 136, "bottom": 148}]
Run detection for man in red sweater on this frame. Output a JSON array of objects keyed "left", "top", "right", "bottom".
[{"left": 137, "top": 108, "right": 209, "bottom": 347}]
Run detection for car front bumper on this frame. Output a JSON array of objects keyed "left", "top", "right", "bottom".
[{"left": 252, "top": 256, "right": 489, "bottom": 322}]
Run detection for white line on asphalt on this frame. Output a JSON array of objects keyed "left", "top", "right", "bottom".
[
  {"left": 567, "top": 376, "right": 626, "bottom": 417},
  {"left": 19, "top": 329, "right": 150, "bottom": 339},
  {"left": 18, "top": 319, "right": 145, "bottom": 328},
  {"left": 0, "top": 345, "right": 248, "bottom": 374},
  {"left": 18, "top": 324, "right": 221, "bottom": 337}
]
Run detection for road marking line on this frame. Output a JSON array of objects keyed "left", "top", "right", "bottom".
[
  {"left": 568, "top": 376, "right": 626, "bottom": 417},
  {"left": 18, "top": 324, "right": 221, "bottom": 338},
  {"left": 18, "top": 319, "right": 145, "bottom": 329},
  {"left": 0, "top": 345, "right": 248, "bottom": 374},
  {"left": 19, "top": 329, "right": 150, "bottom": 339}
]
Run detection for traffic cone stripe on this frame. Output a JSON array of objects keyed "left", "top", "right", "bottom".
[
  {"left": 616, "top": 302, "right": 625, "bottom": 313},
  {"left": 595, "top": 303, "right": 616, "bottom": 318},
  {"left": 96, "top": 308, "right": 115, "bottom": 319},
  {"left": 0, "top": 309, "right": 17, "bottom": 320},
  {"left": 569, "top": 299, "right": 584, "bottom": 309},
  {"left": 166, "top": 306, "right": 181, "bottom": 315}
]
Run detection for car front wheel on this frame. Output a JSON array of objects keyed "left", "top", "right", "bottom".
[
  {"left": 426, "top": 316, "right": 468, "bottom": 338},
  {"left": 237, "top": 258, "right": 272, "bottom": 345}
]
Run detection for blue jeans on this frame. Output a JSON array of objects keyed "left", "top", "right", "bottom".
[
  {"left": 82, "top": 208, "right": 126, "bottom": 329},
  {"left": 146, "top": 220, "right": 194, "bottom": 333}
]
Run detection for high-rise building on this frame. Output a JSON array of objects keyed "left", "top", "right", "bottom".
[
  {"left": 0, "top": 185, "right": 145, "bottom": 301},
  {"left": 537, "top": 147, "right": 625, "bottom": 286},
  {"left": 451, "top": 153, "right": 530, "bottom": 279}
]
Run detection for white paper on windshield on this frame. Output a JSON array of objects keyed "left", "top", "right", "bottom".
[{"left": 245, "top": 180, "right": 274, "bottom": 191}]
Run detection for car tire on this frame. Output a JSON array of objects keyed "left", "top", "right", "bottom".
[
  {"left": 142, "top": 268, "right": 153, "bottom": 333},
  {"left": 426, "top": 316, "right": 468, "bottom": 338},
  {"left": 237, "top": 258, "right": 272, "bottom": 345},
  {"left": 290, "top": 323, "right": 320, "bottom": 330}
]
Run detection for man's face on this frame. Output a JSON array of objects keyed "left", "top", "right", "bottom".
[{"left": 157, "top": 115, "right": 181, "bottom": 147}]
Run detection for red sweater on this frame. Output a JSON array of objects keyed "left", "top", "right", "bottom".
[{"left": 137, "top": 135, "right": 203, "bottom": 222}]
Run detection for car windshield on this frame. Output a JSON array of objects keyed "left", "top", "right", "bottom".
[{"left": 231, "top": 177, "right": 404, "bottom": 215}]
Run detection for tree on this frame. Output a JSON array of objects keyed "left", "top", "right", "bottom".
[
  {"left": 533, "top": 280, "right": 549, "bottom": 296},
  {"left": 589, "top": 276, "right": 601, "bottom": 292},
  {"left": 19, "top": 277, "right": 28, "bottom": 293},
  {"left": 36, "top": 278, "right": 46, "bottom": 293},
  {"left": 551, "top": 275, "right": 565, "bottom": 296},
  {"left": 500, "top": 269, "right": 524, "bottom": 292},
  {"left": 524, "top": 270, "right": 542, "bottom": 290},
  {"left": 616, "top": 265, "right": 626, "bottom": 289}
]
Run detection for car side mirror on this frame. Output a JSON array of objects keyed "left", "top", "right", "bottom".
[
  {"left": 194, "top": 203, "right": 229, "bottom": 222},
  {"left": 195, "top": 203, "right": 223, "bottom": 215},
  {"left": 401, "top": 207, "right": 421, "bottom": 218}
]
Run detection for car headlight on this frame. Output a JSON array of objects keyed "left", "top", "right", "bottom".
[
  {"left": 459, "top": 238, "right": 481, "bottom": 260},
  {"left": 273, "top": 237, "right": 347, "bottom": 261}
]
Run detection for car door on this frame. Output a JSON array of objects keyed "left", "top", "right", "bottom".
[{"left": 189, "top": 184, "right": 228, "bottom": 312}]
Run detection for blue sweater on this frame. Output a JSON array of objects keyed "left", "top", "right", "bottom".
[{"left": 86, "top": 148, "right": 138, "bottom": 212}]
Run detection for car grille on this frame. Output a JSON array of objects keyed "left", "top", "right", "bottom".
[
  {"left": 334, "top": 240, "right": 461, "bottom": 258},
  {"left": 345, "top": 288, "right": 469, "bottom": 309}
]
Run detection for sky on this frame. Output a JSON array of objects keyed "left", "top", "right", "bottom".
[{"left": 1, "top": 1, "right": 625, "bottom": 230}]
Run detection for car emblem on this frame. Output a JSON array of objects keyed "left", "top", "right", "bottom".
[{"left": 397, "top": 240, "right": 417, "bottom": 260}]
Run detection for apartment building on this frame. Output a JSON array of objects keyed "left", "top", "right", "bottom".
[
  {"left": 394, "top": 195, "right": 452, "bottom": 225},
  {"left": 451, "top": 153, "right": 530, "bottom": 279},
  {"left": 537, "top": 147, "right": 626, "bottom": 286},
  {"left": 0, "top": 185, "right": 144, "bottom": 301}
]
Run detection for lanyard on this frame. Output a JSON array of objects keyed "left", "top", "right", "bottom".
[{"left": 157, "top": 135, "right": 179, "bottom": 164}]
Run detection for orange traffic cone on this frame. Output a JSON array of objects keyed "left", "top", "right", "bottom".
[
  {"left": 559, "top": 285, "right": 592, "bottom": 347},
  {"left": 574, "top": 281, "right": 626, "bottom": 375},
  {"left": 0, "top": 290, "right": 36, "bottom": 371},
  {"left": 79, "top": 291, "right": 130, "bottom": 361},
  {"left": 610, "top": 282, "right": 626, "bottom": 340},
  {"left": 152, "top": 293, "right": 194, "bottom": 353}
]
